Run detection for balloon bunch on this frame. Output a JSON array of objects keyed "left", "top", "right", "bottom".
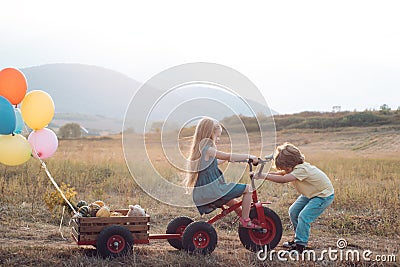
[{"left": 0, "top": 67, "right": 58, "bottom": 166}]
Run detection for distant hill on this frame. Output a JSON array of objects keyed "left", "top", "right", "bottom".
[
  {"left": 22, "top": 64, "right": 140, "bottom": 119},
  {"left": 21, "top": 64, "right": 278, "bottom": 134}
]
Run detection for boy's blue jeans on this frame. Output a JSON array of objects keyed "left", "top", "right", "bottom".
[{"left": 289, "top": 194, "right": 334, "bottom": 246}]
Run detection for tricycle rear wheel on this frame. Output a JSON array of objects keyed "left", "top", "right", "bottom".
[
  {"left": 166, "top": 216, "right": 193, "bottom": 249},
  {"left": 182, "top": 221, "right": 217, "bottom": 255}
]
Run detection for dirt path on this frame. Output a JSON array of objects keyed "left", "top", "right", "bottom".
[{"left": 1, "top": 217, "right": 398, "bottom": 266}]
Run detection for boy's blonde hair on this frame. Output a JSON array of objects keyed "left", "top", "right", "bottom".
[
  {"left": 184, "top": 117, "right": 222, "bottom": 189},
  {"left": 274, "top": 142, "right": 305, "bottom": 170}
]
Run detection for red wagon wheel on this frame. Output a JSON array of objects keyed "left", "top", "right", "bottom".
[
  {"left": 106, "top": 234, "right": 127, "bottom": 254},
  {"left": 96, "top": 225, "right": 134, "bottom": 258}
]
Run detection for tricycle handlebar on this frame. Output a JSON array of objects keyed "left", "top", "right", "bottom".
[
  {"left": 232, "top": 154, "right": 274, "bottom": 165},
  {"left": 232, "top": 154, "right": 274, "bottom": 189}
]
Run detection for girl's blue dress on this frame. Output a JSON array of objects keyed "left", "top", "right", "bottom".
[{"left": 193, "top": 145, "right": 246, "bottom": 215}]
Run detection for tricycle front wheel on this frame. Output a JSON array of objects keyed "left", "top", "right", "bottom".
[{"left": 238, "top": 207, "right": 282, "bottom": 252}]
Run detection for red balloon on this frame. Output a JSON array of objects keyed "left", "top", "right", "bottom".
[{"left": 0, "top": 68, "right": 28, "bottom": 105}]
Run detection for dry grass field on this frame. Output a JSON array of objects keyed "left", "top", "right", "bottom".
[{"left": 0, "top": 126, "right": 399, "bottom": 266}]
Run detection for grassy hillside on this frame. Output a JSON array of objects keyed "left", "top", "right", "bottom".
[
  {"left": 274, "top": 110, "right": 400, "bottom": 130},
  {"left": 220, "top": 110, "right": 400, "bottom": 133}
]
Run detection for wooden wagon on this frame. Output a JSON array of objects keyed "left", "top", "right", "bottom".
[{"left": 71, "top": 209, "right": 150, "bottom": 257}]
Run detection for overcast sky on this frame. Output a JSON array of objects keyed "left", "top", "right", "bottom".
[{"left": 1, "top": 1, "right": 399, "bottom": 114}]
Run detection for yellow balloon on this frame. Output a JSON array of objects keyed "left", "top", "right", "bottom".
[
  {"left": 0, "top": 134, "right": 32, "bottom": 166},
  {"left": 21, "top": 90, "right": 55, "bottom": 130}
]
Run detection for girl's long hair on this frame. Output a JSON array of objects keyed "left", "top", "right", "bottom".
[{"left": 184, "top": 117, "right": 221, "bottom": 190}]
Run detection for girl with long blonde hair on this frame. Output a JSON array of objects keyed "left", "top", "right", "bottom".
[{"left": 184, "top": 117, "right": 261, "bottom": 229}]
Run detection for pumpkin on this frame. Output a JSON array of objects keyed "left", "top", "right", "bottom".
[
  {"left": 88, "top": 203, "right": 101, "bottom": 217},
  {"left": 96, "top": 206, "right": 111, "bottom": 217},
  {"left": 94, "top": 200, "right": 105, "bottom": 207},
  {"left": 110, "top": 212, "right": 123, "bottom": 217},
  {"left": 76, "top": 200, "right": 88, "bottom": 208},
  {"left": 78, "top": 205, "right": 90, "bottom": 217}
]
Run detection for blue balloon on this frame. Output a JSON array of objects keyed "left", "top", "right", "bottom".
[
  {"left": 0, "top": 96, "right": 16, "bottom": 135},
  {"left": 14, "top": 108, "right": 24, "bottom": 134}
]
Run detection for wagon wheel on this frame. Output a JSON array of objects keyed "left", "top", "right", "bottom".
[
  {"left": 166, "top": 216, "right": 194, "bottom": 250},
  {"left": 96, "top": 225, "right": 134, "bottom": 258},
  {"left": 238, "top": 207, "right": 282, "bottom": 252},
  {"left": 182, "top": 221, "right": 217, "bottom": 255}
]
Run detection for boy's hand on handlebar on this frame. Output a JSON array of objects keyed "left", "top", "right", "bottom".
[
  {"left": 269, "top": 170, "right": 286, "bottom": 176},
  {"left": 250, "top": 172, "right": 265, "bottom": 180}
]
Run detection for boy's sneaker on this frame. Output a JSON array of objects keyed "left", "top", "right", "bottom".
[
  {"left": 281, "top": 243, "right": 306, "bottom": 258},
  {"left": 286, "top": 243, "right": 305, "bottom": 254},
  {"left": 282, "top": 240, "right": 296, "bottom": 249},
  {"left": 294, "top": 244, "right": 305, "bottom": 253}
]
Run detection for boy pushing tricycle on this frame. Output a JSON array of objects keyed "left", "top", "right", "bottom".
[{"left": 254, "top": 142, "right": 334, "bottom": 253}]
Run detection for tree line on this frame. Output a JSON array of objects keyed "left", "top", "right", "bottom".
[{"left": 221, "top": 106, "right": 400, "bottom": 132}]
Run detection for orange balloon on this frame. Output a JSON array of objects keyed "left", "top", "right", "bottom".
[{"left": 0, "top": 68, "right": 28, "bottom": 105}]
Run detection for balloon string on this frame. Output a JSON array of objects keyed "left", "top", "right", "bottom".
[
  {"left": 59, "top": 205, "right": 67, "bottom": 240},
  {"left": 29, "top": 129, "right": 77, "bottom": 214},
  {"left": 39, "top": 159, "right": 77, "bottom": 214}
]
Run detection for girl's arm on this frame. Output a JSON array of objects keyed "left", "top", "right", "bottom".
[
  {"left": 255, "top": 172, "right": 297, "bottom": 183},
  {"left": 217, "top": 159, "right": 227, "bottom": 165},
  {"left": 207, "top": 147, "right": 258, "bottom": 163}
]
